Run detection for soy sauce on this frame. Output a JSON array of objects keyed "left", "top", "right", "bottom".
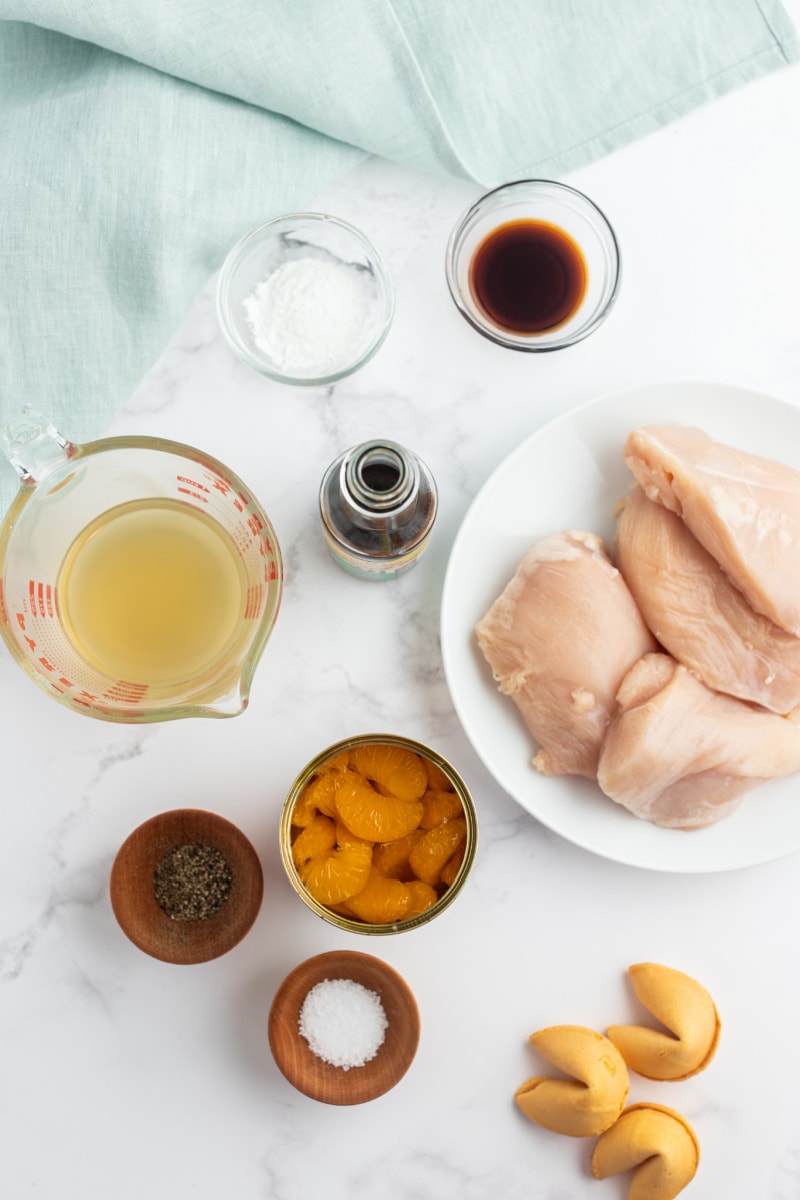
[{"left": 470, "top": 219, "right": 587, "bottom": 334}]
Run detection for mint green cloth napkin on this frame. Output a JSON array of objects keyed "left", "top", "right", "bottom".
[{"left": 0, "top": 0, "right": 797, "bottom": 509}]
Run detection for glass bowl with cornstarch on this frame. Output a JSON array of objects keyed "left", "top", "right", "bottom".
[{"left": 216, "top": 213, "right": 394, "bottom": 385}]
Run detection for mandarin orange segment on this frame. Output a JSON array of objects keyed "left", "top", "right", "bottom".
[
  {"left": 348, "top": 743, "right": 428, "bottom": 801},
  {"left": 292, "top": 773, "right": 339, "bottom": 824},
  {"left": 333, "top": 818, "right": 373, "bottom": 851},
  {"left": 372, "top": 830, "right": 424, "bottom": 880},
  {"left": 409, "top": 816, "right": 467, "bottom": 886},
  {"left": 291, "top": 813, "right": 336, "bottom": 869},
  {"left": 334, "top": 772, "right": 424, "bottom": 842},
  {"left": 346, "top": 867, "right": 412, "bottom": 924},
  {"left": 440, "top": 847, "right": 465, "bottom": 888},
  {"left": 404, "top": 880, "right": 439, "bottom": 918},
  {"left": 300, "top": 839, "right": 372, "bottom": 907},
  {"left": 316, "top": 750, "right": 351, "bottom": 775},
  {"left": 420, "top": 788, "right": 464, "bottom": 829},
  {"left": 424, "top": 758, "right": 453, "bottom": 792},
  {"left": 290, "top": 791, "right": 320, "bottom": 830}
]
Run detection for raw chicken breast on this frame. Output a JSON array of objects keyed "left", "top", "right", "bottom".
[
  {"left": 616, "top": 486, "right": 800, "bottom": 714},
  {"left": 597, "top": 653, "right": 800, "bottom": 829},
  {"left": 624, "top": 425, "right": 800, "bottom": 635},
  {"left": 475, "top": 531, "right": 657, "bottom": 778}
]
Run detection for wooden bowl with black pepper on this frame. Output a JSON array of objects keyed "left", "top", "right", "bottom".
[{"left": 110, "top": 809, "right": 263, "bottom": 964}]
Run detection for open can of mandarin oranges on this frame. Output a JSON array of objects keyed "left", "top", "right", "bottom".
[{"left": 280, "top": 734, "right": 477, "bottom": 934}]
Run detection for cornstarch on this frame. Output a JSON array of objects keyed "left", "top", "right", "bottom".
[
  {"left": 298, "top": 977, "right": 388, "bottom": 1070},
  {"left": 243, "top": 257, "right": 369, "bottom": 375}
]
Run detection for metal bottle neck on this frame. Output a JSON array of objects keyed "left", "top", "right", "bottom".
[{"left": 340, "top": 441, "right": 420, "bottom": 529}]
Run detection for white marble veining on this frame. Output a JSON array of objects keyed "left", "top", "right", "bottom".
[{"left": 3, "top": 37, "right": 800, "bottom": 1198}]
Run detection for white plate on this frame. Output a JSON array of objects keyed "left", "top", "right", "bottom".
[{"left": 441, "top": 381, "right": 800, "bottom": 873}]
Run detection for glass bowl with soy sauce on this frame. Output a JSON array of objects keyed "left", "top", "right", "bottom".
[{"left": 445, "top": 179, "right": 621, "bottom": 351}]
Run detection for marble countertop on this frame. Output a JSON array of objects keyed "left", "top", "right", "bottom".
[{"left": 3, "top": 37, "right": 800, "bottom": 1199}]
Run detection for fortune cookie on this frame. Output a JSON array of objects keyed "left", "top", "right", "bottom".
[
  {"left": 591, "top": 1103, "right": 700, "bottom": 1200},
  {"left": 515, "top": 1025, "right": 629, "bottom": 1137},
  {"left": 607, "top": 963, "right": 720, "bottom": 1081}
]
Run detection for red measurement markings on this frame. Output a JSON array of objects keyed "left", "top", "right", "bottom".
[
  {"left": 26, "top": 580, "right": 56, "bottom": 618},
  {"left": 206, "top": 470, "right": 243, "bottom": 508},
  {"left": 104, "top": 681, "right": 149, "bottom": 704},
  {"left": 15, "top": 601, "right": 33, "bottom": 653},
  {"left": 244, "top": 584, "right": 263, "bottom": 620},
  {"left": 14, "top": 581, "right": 62, "bottom": 655},
  {"left": 177, "top": 475, "right": 211, "bottom": 493},
  {"left": 49, "top": 676, "right": 81, "bottom": 696},
  {"left": 208, "top": 471, "right": 274, "bottom": 558},
  {"left": 177, "top": 486, "right": 209, "bottom": 504},
  {"left": 207, "top": 465, "right": 262, "bottom": 516},
  {"left": 176, "top": 474, "right": 212, "bottom": 503}
]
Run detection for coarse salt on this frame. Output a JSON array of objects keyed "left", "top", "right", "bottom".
[
  {"left": 298, "top": 977, "right": 388, "bottom": 1070},
  {"left": 242, "top": 256, "right": 370, "bottom": 376}
]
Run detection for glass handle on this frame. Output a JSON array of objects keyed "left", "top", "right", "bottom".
[{"left": 0, "top": 406, "right": 75, "bottom": 486}]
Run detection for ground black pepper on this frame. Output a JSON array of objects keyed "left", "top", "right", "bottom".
[{"left": 153, "top": 842, "right": 233, "bottom": 921}]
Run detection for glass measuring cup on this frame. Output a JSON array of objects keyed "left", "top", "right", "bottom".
[{"left": 0, "top": 409, "right": 283, "bottom": 722}]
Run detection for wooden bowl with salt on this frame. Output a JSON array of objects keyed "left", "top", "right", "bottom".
[
  {"left": 268, "top": 950, "right": 420, "bottom": 1104},
  {"left": 109, "top": 809, "right": 263, "bottom": 965}
]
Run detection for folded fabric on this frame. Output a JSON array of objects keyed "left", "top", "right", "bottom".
[{"left": 0, "top": 0, "right": 797, "bottom": 509}]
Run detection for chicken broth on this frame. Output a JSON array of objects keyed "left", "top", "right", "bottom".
[
  {"left": 57, "top": 498, "right": 247, "bottom": 686},
  {"left": 469, "top": 219, "right": 588, "bottom": 334}
]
